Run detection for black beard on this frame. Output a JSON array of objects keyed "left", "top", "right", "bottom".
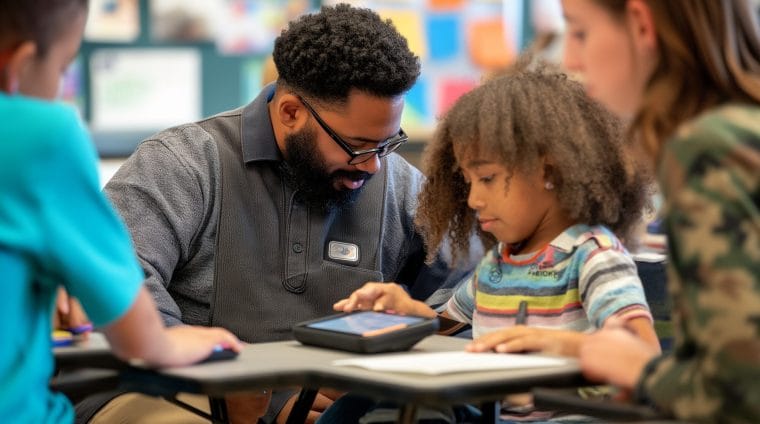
[{"left": 278, "top": 126, "right": 372, "bottom": 213}]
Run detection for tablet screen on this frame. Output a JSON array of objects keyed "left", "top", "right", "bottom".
[{"left": 307, "top": 312, "right": 427, "bottom": 337}]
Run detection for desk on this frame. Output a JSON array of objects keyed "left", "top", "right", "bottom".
[
  {"left": 54, "top": 332, "right": 120, "bottom": 369},
  {"left": 117, "top": 336, "right": 584, "bottom": 423}
]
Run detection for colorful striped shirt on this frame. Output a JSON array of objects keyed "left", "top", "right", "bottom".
[{"left": 446, "top": 224, "right": 652, "bottom": 338}]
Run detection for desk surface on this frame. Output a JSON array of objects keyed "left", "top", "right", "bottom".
[
  {"left": 54, "top": 332, "right": 123, "bottom": 369},
  {"left": 120, "top": 336, "right": 584, "bottom": 407}
]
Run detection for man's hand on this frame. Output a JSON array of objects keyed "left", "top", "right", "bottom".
[
  {"left": 466, "top": 326, "right": 586, "bottom": 356},
  {"left": 226, "top": 390, "right": 272, "bottom": 424},
  {"left": 333, "top": 282, "right": 436, "bottom": 318},
  {"left": 276, "top": 388, "right": 343, "bottom": 424}
]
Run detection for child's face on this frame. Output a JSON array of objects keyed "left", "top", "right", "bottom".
[
  {"left": 459, "top": 159, "right": 562, "bottom": 253},
  {"left": 561, "top": 0, "right": 658, "bottom": 118},
  {"left": 17, "top": 8, "right": 86, "bottom": 100}
]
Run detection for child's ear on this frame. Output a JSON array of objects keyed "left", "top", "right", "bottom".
[
  {"left": 1, "top": 41, "right": 36, "bottom": 94},
  {"left": 541, "top": 158, "right": 556, "bottom": 184}
]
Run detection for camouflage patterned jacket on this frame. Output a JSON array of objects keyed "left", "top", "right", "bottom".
[{"left": 635, "top": 104, "right": 760, "bottom": 423}]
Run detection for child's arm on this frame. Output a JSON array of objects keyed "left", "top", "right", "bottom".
[
  {"left": 103, "top": 287, "right": 242, "bottom": 367},
  {"left": 333, "top": 282, "right": 437, "bottom": 318},
  {"left": 608, "top": 314, "right": 660, "bottom": 352},
  {"left": 465, "top": 316, "right": 659, "bottom": 357}
]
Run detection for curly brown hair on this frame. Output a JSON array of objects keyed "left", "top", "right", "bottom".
[{"left": 416, "top": 63, "right": 650, "bottom": 264}]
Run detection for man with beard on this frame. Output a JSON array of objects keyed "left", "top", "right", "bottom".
[{"left": 76, "top": 4, "right": 474, "bottom": 424}]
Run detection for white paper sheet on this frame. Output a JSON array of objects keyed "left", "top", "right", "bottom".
[
  {"left": 332, "top": 351, "right": 570, "bottom": 375},
  {"left": 90, "top": 48, "right": 201, "bottom": 131}
]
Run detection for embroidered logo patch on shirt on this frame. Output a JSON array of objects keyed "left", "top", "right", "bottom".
[{"left": 328, "top": 241, "right": 359, "bottom": 263}]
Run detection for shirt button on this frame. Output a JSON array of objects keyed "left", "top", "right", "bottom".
[{"left": 292, "top": 243, "right": 304, "bottom": 253}]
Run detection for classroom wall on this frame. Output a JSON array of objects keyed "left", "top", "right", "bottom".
[{"left": 75, "top": 0, "right": 557, "bottom": 169}]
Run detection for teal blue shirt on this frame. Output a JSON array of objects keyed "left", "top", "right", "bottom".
[{"left": 0, "top": 94, "right": 143, "bottom": 423}]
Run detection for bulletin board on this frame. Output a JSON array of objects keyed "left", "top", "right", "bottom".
[{"left": 67, "top": 0, "right": 532, "bottom": 157}]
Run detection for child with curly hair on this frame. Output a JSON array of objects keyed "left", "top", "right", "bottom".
[
  {"left": 335, "top": 63, "right": 660, "bottom": 358},
  {"left": 0, "top": 1, "right": 241, "bottom": 422}
]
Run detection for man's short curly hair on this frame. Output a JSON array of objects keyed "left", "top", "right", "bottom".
[{"left": 273, "top": 3, "right": 420, "bottom": 103}]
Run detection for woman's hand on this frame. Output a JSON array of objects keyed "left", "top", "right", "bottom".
[
  {"left": 580, "top": 328, "right": 659, "bottom": 389},
  {"left": 333, "top": 282, "right": 436, "bottom": 318},
  {"left": 466, "top": 326, "right": 587, "bottom": 356}
]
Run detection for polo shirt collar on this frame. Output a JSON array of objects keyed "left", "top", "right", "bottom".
[
  {"left": 499, "top": 223, "right": 595, "bottom": 259},
  {"left": 241, "top": 83, "right": 282, "bottom": 163}
]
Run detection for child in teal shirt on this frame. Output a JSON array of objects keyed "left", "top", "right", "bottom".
[{"left": 0, "top": 2, "right": 241, "bottom": 422}]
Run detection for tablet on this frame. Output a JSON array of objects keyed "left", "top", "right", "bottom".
[{"left": 293, "top": 311, "right": 438, "bottom": 353}]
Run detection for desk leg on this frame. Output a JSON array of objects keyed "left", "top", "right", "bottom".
[
  {"left": 397, "top": 404, "right": 418, "bottom": 424},
  {"left": 163, "top": 395, "right": 226, "bottom": 423},
  {"left": 209, "top": 397, "right": 229, "bottom": 423},
  {"left": 286, "top": 388, "right": 318, "bottom": 424},
  {"left": 479, "top": 401, "right": 499, "bottom": 424}
]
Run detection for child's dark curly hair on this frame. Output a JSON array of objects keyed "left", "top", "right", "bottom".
[
  {"left": 417, "top": 63, "right": 650, "bottom": 264},
  {"left": 273, "top": 3, "right": 420, "bottom": 103}
]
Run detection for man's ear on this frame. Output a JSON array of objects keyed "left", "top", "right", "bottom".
[
  {"left": 2, "top": 41, "right": 37, "bottom": 93},
  {"left": 625, "top": 0, "right": 658, "bottom": 53},
  {"left": 274, "top": 92, "right": 308, "bottom": 130}
]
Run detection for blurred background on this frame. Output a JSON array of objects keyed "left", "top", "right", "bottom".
[{"left": 68, "top": 0, "right": 566, "bottom": 179}]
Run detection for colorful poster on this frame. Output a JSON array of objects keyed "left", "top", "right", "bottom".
[
  {"left": 426, "top": 14, "right": 460, "bottom": 61},
  {"left": 402, "top": 78, "right": 433, "bottom": 132},
  {"left": 60, "top": 58, "right": 84, "bottom": 115},
  {"left": 427, "top": 0, "right": 464, "bottom": 9},
  {"left": 150, "top": 0, "right": 219, "bottom": 41},
  {"left": 378, "top": 9, "right": 427, "bottom": 60},
  {"left": 89, "top": 49, "right": 201, "bottom": 131},
  {"left": 214, "top": 0, "right": 312, "bottom": 55},
  {"left": 84, "top": 0, "right": 140, "bottom": 42},
  {"left": 467, "top": 18, "right": 515, "bottom": 70},
  {"left": 437, "top": 78, "right": 478, "bottom": 117}
]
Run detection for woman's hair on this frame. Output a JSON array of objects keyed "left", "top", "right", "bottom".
[
  {"left": 416, "top": 63, "right": 649, "bottom": 264},
  {"left": 0, "top": 0, "right": 88, "bottom": 58},
  {"left": 273, "top": 3, "right": 420, "bottom": 104},
  {"left": 593, "top": 0, "right": 760, "bottom": 160}
]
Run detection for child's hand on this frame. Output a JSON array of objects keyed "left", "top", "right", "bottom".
[
  {"left": 53, "top": 287, "right": 92, "bottom": 337},
  {"left": 333, "top": 282, "right": 437, "bottom": 318},
  {"left": 160, "top": 325, "right": 243, "bottom": 367},
  {"left": 466, "top": 326, "right": 586, "bottom": 356}
]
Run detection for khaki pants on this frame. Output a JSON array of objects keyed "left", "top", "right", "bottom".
[
  {"left": 90, "top": 393, "right": 215, "bottom": 423},
  {"left": 90, "top": 391, "right": 271, "bottom": 423}
]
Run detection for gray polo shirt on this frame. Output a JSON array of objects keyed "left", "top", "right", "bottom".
[{"left": 105, "top": 85, "right": 468, "bottom": 330}]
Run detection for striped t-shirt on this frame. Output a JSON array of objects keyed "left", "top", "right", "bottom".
[{"left": 446, "top": 224, "right": 651, "bottom": 338}]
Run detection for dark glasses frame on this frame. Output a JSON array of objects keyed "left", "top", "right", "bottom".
[{"left": 298, "top": 95, "right": 408, "bottom": 165}]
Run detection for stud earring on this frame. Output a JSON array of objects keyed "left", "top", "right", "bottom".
[{"left": 544, "top": 181, "right": 554, "bottom": 190}]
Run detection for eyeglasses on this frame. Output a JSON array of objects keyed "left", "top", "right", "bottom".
[{"left": 298, "top": 96, "right": 408, "bottom": 165}]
